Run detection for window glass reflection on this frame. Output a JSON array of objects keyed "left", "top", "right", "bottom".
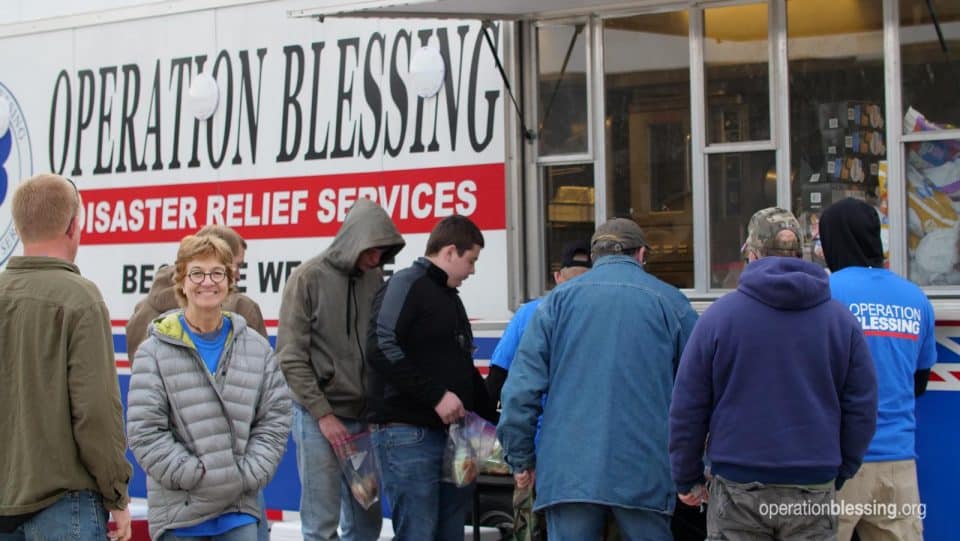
[
  {"left": 787, "top": 0, "right": 885, "bottom": 268},
  {"left": 538, "top": 23, "right": 588, "bottom": 155},
  {"left": 603, "top": 12, "right": 693, "bottom": 288},
  {"left": 544, "top": 164, "right": 595, "bottom": 288},
  {"left": 905, "top": 138, "right": 960, "bottom": 285},
  {"left": 900, "top": 0, "right": 960, "bottom": 134},
  {"left": 899, "top": 1, "right": 960, "bottom": 285},
  {"left": 709, "top": 151, "right": 777, "bottom": 288},
  {"left": 704, "top": 3, "right": 771, "bottom": 144}
]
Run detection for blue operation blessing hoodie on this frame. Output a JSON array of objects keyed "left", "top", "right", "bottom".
[{"left": 669, "top": 257, "right": 878, "bottom": 491}]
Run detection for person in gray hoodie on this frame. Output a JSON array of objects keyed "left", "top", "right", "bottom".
[{"left": 278, "top": 198, "right": 404, "bottom": 541}]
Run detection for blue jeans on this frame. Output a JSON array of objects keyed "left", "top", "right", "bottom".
[
  {"left": 0, "top": 490, "right": 108, "bottom": 541},
  {"left": 545, "top": 503, "right": 671, "bottom": 541},
  {"left": 159, "top": 522, "right": 258, "bottom": 541},
  {"left": 293, "top": 405, "right": 382, "bottom": 541},
  {"left": 373, "top": 424, "right": 473, "bottom": 541}
]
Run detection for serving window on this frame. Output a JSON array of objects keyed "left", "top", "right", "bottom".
[
  {"left": 899, "top": 0, "right": 960, "bottom": 286},
  {"left": 602, "top": 11, "right": 694, "bottom": 288},
  {"left": 518, "top": 0, "right": 960, "bottom": 303}
]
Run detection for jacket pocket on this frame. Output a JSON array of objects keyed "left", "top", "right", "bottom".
[{"left": 172, "top": 455, "right": 205, "bottom": 491}]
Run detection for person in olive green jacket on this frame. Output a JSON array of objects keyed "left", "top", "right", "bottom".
[
  {"left": 0, "top": 174, "right": 132, "bottom": 541},
  {"left": 278, "top": 198, "right": 404, "bottom": 541}
]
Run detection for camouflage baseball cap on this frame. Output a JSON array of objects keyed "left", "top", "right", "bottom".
[
  {"left": 741, "top": 207, "right": 804, "bottom": 259},
  {"left": 591, "top": 218, "right": 648, "bottom": 254}
]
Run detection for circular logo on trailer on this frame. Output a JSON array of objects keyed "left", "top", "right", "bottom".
[{"left": 0, "top": 83, "right": 33, "bottom": 268}]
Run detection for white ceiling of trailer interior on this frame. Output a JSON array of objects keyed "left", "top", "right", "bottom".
[{"left": 287, "top": 0, "right": 647, "bottom": 20}]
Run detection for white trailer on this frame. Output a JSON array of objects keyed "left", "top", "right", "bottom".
[{"left": 0, "top": 0, "right": 515, "bottom": 521}]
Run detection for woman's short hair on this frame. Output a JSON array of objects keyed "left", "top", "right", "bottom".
[{"left": 173, "top": 235, "right": 235, "bottom": 307}]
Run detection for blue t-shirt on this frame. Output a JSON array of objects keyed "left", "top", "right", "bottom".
[
  {"left": 829, "top": 267, "right": 937, "bottom": 461},
  {"left": 173, "top": 513, "right": 257, "bottom": 537},
  {"left": 180, "top": 314, "right": 232, "bottom": 374},
  {"left": 175, "top": 314, "right": 255, "bottom": 536},
  {"left": 491, "top": 298, "right": 545, "bottom": 444},
  {"left": 490, "top": 298, "right": 541, "bottom": 370}
]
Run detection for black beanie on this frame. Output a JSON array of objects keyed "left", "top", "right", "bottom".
[{"left": 819, "top": 197, "right": 885, "bottom": 272}]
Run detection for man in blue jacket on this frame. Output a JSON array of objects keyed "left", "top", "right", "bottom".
[
  {"left": 498, "top": 218, "right": 698, "bottom": 540},
  {"left": 820, "top": 198, "right": 935, "bottom": 541},
  {"left": 485, "top": 240, "right": 591, "bottom": 541},
  {"left": 670, "top": 207, "right": 878, "bottom": 540}
]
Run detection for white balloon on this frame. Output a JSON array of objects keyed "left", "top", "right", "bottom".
[
  {"left": 0, "top": 96, "right": 11, "bottom": 137},
  {"left": 410, "top": 45, "right": 445, "bottom": 99},
  {"left": 188, "top": 73, "right": 219, "bottom": 120}
]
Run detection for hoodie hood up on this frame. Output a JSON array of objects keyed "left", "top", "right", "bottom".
[
  {"left": 276, "top": 198, "right": 404, "bottom": 420},
  {"left": 819, "top": 197, "right": 885, "bottom": 272},
  {"left": 324, "top": 198, "right": 405, "bottom": 274},
  {"left": 738, "top": 256, "right": 832, "bottom": 310}
]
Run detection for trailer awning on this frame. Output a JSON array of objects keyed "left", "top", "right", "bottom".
[{"left": 287, "top": 0, "right": 638, "bottom": 20}]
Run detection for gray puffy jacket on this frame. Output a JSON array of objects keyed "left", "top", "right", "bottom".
[{"left": 127, "top": 311, "right": 291, "bottom": 540}]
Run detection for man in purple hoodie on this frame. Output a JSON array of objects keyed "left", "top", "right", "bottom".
[{"left": 669, "top": 207, "right": 878, "bottom": 540}]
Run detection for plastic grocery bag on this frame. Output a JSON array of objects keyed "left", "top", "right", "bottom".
[
  {"left": 442, "top": 411, "right": 498, "bottom": 487},
  {"left": 333, "top": 431, "right": 380, "bottom": 509},
  {"left": 479, "top": 438, "right": 510, "bottom": 475},
  {"left": 463, "top": 410, "right": 499, "bottom": 460},
  {"left": 443, "top": 423, "right": 478, "bottom": 487}
]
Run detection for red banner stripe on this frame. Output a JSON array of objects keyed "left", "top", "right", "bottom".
[{"left": 79, "top": 164, "right": 505, "bottom": 245}]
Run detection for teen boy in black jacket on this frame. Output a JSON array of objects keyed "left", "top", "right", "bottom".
[{"left": 366, "top": 215, "right": 496, "bottom": 540}]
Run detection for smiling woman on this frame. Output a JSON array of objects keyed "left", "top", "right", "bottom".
[
  {"left": 126, "top": 233, "right": 292, "bottom": 541},
  {"left": 174, "top": 236, "right": 234, "bottom": 321}
]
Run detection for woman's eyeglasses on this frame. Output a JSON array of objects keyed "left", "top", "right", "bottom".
[{"left": 187, "top": 269, "right": 228, "bottom": 284}]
